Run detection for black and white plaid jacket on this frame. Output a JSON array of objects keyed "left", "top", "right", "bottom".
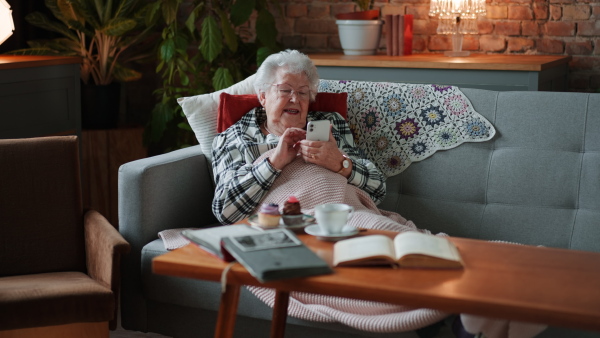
[{"left": 211, "top": 107, "right": 386, "bottom": 224}]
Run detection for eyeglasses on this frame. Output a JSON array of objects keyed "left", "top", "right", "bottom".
[{"left": 271, "top": 84, "right": 311, "bottom": 101}]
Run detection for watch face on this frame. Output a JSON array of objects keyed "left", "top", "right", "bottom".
[{"left": 343, "top": 159, "right": 350, "bottom": 168}]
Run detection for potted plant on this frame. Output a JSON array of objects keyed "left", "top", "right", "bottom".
[
  {"left": 335, "top": 0, "right": 383, "bottom": 55},
  {"left": 10, "top": 0, "right": 155, "bottom": 129},
  {"left": 143, "top": 0, "right": 281, "bottom": 152}
]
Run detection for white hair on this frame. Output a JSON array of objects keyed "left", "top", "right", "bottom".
[{"left": 254, "top": 49, "right": 319, "bottom": 102}]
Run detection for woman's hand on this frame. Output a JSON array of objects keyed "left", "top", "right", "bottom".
[
  {"left": 299, "top": 128, "right": 349, "bottom": 175},
  {"left": 268, "top": 127, "right": 306, "bottom": 170}
]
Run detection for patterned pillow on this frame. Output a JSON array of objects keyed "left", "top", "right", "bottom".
[{"left": 319, "top": 80, "right": 496, "bottom": 177}]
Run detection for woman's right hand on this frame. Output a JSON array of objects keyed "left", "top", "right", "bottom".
[{"left": 267, "top": 127, "right": 306, "bottom": 170}]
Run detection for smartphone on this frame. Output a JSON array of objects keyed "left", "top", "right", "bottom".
[{"left": 306, "top": 120, "right": 330, "bottom": 141}]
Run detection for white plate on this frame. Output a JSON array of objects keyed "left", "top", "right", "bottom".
[
  {"left": 247, "top": 214, "right": 316, "bottom": 231},
  {"left": 304, "top": 224, "right": 359, "bottom": 241}
]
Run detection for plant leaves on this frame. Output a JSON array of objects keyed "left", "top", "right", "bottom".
[
  {"left": 160, "top": 38, "right": 176, "bottom": 62},
  {"left": 143, "top": 1, "right": 161, "bottom": 27},
  {"left": 149, "top": 102, "right": 173, "bottom": 143},
  {"left": 72, "top": 0, "right": 101, "bottom": 29},
  {"left": 256, "top": 8, "right": 277, "bottom": 50},
  {"left": 213, "top": 67, "right": 234, "bottom": 91},
  {"left": 217, "top": 8, "right": 238, "bottom": 53},
  {"left": 200, "top": 15, "right": 222, "bottom": 62},
  {"left": 104, "top": 18, "right": 137, "bottom": 36},
  {"left": 256, "top": 46, "right": 273, "bottom": 67},
  {"left": 185, "top": 10, "right": 196, "bottom": 34},
  {"left": 4, "top": 47, "right": 63, "bottom": 56},
  {"left": 113, "top": 63, "right": 143, "bottom": 82},
  {"left": 230, "top": 0, "right": 255, "bottom": 27},
  {"left": 162, "top": 0, "right": 179, "bottom": 25},
  {"left": 25, "top": 12, "right": 79, "bottom": 42}
]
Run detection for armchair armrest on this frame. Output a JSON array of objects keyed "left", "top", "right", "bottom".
[{"left": 84, "top": 210, "right": 130, "bottom": 330}]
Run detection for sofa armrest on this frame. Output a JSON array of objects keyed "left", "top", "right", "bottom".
[
  {"left": 118, "top": 145, "right": 218, "bottom": 331},
  {"left": 84, "top": 209, "right": 130, "bottom": 330},
  {"left": 118, "top": 145, "right": 217, "bottom": 250}
]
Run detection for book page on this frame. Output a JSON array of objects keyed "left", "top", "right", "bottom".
[
  {"left": 393, "top": 232, "right": 460, "bottom": 262},
  {"left": 333, "top": 235, "right": 396, "bottom": 266}
]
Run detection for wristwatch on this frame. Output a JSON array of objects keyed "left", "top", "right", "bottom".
[{"left": 337, "top": 155, "right": 351, "bottom": 174}]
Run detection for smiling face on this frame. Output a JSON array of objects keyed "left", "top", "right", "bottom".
[{"left": 258, "top": 68, "right": 311, "bottom": 135}]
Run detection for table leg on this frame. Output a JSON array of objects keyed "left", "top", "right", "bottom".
[
  {"left": 270, "top": 290, "right": 290, "bottom": 338},
  {"left": 214, "top": 283, "right": 241, "bottom": 338}
]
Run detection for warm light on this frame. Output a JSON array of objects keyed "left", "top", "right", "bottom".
[
  {"left": 429, "top": 0, "right": 486, "bottom": 57},
  {"left": 0, "top": 0, "right": 14, "bottom": 45}
]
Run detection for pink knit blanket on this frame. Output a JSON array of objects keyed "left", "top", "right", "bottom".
[
  {"left": 245, "top": 150, "right": 449, "bottom": 332},
  {"left": 252, "top": 150, "right": 428, "bottom": 234}
]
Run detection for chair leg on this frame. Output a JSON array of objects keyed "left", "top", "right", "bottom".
[{"left": 0, "top": 322, "right": 109, "bottom": 338}]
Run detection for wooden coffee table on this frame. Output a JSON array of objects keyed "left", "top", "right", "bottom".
[{"left": 153, "top": 229, "right": 600, "bottom": 338}]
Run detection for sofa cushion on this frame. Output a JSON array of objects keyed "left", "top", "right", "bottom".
[{"left": 0, "top": 272, "right": 114, "bottom": 330}]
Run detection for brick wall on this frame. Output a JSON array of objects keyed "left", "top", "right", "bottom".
[{"left": 271, "top": 0, "right": 600, "bottom": 93}]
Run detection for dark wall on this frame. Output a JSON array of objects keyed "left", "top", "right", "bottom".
[{"left": 0, "top": 1, "right": 57, "bottom": 53}]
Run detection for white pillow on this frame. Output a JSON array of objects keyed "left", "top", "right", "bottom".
[{"left": 178, "top": 74, "right": 256, "bottom": 159}]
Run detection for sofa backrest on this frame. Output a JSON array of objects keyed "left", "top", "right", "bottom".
[{"left": 380, "top": 88, "right": 600, "bottom": 252}]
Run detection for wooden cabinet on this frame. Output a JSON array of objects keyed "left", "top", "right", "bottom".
[
  {"left": 81, "top": 127, "right": 147, "bottom": 228},
  {"left": 0, "top": 56, "right": 82, "bottom": 138},
  {"left": 309, "top": 53, "right": 572, "bottom": 91}
]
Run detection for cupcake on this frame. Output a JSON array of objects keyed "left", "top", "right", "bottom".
[
  {"left": 258, "top": 203, "right": 281, "bottom": 227},
  {"left": 282, "top": 196, "right": 303, "bottom": 225}
]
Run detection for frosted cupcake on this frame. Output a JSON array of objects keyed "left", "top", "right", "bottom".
[
  {"left": 282, "top": 196, "right": 303, "bottom": 225},
  {"left": 258, "top": 203, "right": 281, "bottom": 227}
]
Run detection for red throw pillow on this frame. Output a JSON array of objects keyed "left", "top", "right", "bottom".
[{"left": 217, "top": 92, "right": 348, "bottom": 133}]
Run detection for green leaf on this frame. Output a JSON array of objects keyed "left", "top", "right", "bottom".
[
  {"left": 200, "top": 15, "right": 222, "bottom": 63},
  {"left": 177, "top": 122, "right": 193, "bottom": 131},
  {"left": 256, "top": 46, "right": 273, "bottom": 67},
  {"left": 143, "top": 1, "right": 161, "bottom": 26},
  {"left": 113, "top": 63, "right": 143, "bottom": 82},
  {"left": 162, "top": 0, "right": 179, "bottom": 25},
  {"left": 185, "top": 11, "right": 196, "bottom": 34},
  {"left": 25, "top": 12, "right": 79, "bottom": 41},
  {"left": 4, "top": 47, "right": 63, "bottom": 56},
  {"left": 213, "top": 67, "right": 234, "bottom": 91},
  {"left": 71, "top": 0, "right": 101, "bottom": 29},
  {"left": 178, "top": 68, "right": 190, "bottom": 86},
  {"left": 256, "top": 9, "right": 277, "bottom": 50},
  {"left": 216, "top": 9, "right": 238, "bottom": 53},
  {"left": 104, "top": 18, "right": 137, "bottom": 36},
  {"left": 160, "top": 38, "right": 176, "bottom": 62},
  {"left": 149, "top": 102, "right": 173, "bottom": 143},
  {"left": 230, "top": 0, "right": 255, "bottom": 26}
]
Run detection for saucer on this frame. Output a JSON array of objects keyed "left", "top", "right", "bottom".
[
  {"left": 304, "top": 224, "right": 359, "bottom": 241},
  {"left": 247, "top": 214, "right": 316, "bottom": 231}
]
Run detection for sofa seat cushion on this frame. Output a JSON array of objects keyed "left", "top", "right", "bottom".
[{"left": 0, "top": 271, "right": 114, "bottom": 330}]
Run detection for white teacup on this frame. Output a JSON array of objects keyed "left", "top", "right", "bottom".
[{"left": 315, "top": 203, "right": 354, "bottom": 235}]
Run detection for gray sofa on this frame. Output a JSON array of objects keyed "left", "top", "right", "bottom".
[{"left": 118, "top": 85, "right": 600, "bottom": 338}]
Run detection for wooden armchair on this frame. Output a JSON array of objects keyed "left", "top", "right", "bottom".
[{"left": 0, "top": 136, "right": 130, "bottom": 337}]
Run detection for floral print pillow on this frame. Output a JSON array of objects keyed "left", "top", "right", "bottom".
[{"left": 319, "top": 80, "right": 496, "bottom": 178}]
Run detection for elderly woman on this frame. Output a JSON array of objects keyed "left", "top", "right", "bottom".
[{"left": 211, "top": 50, "right": 386, "bottom": 224}]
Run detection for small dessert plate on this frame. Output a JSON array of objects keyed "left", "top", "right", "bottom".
[
  {"left": 247, "top": 214, "right": 316, "bottom": 231},
  {"left": 304, "top": 224, "right": 359, "bottom": 241}
]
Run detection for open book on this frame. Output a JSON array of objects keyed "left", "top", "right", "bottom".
[
  {"left": 333, "top": 232, "right": 463, "bottom": 269},
  {"left": 181, "top": 225, "right": 259, "bottom": 260}
]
